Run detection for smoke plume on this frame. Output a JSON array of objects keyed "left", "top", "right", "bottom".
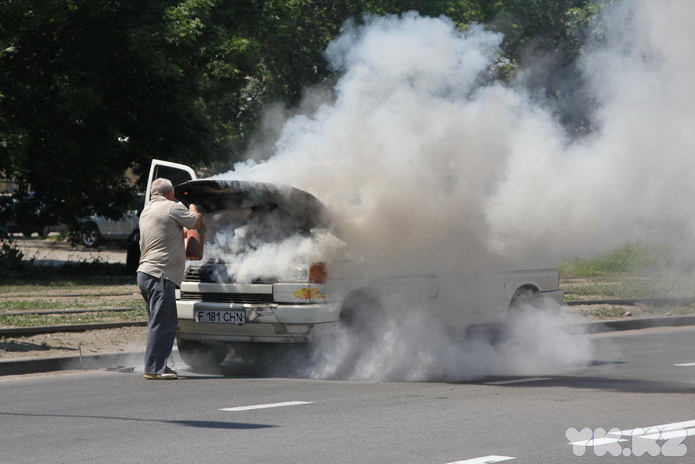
[
  {"left": 224, "top": 2, "right": 695, "bottom": 262},
  {"left": 207, "top": 1, "right": 694, "bottom": 380}
]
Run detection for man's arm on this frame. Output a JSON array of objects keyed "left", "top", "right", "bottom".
[{"left": 188, "top": 204, "right": 204, "bottom": 230}]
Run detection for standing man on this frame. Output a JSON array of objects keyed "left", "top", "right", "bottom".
[{"left": 137, "top": 178, "right": 203, "bottom": 380}]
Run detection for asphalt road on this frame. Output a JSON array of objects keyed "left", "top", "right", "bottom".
[{"left": 1, "top": 326, "right": 695, "bottom": 463}]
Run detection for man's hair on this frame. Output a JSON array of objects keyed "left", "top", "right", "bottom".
[{"left": 151, "top": 178, "right": 174, "bottom": 197}]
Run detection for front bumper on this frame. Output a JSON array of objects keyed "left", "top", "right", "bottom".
[{"left": 176, "top": 300, "right": 340, "bottom": 343}]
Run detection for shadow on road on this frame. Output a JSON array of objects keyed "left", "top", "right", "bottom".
[
  {"left": 0, "top": 339, "right": 78, "bottom": 354},
  {"left": 0, "top": 411, "right": 274, "bottom": 430}
]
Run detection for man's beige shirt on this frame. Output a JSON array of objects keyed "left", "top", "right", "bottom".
[{"left": 137, "top": 195, "right": 198, "bottom": 286}]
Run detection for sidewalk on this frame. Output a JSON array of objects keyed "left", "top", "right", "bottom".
[{"left": 13, "top": 236, "right": 127, "bottom": 265}]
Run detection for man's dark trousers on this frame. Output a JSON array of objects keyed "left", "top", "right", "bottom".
[{"left": 137, "top": 272, "right": 178, "bottom": 375}]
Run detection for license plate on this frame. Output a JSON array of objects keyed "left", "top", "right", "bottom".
[{"left": 196, "top": 310, "right": 246, "bottom": 324}]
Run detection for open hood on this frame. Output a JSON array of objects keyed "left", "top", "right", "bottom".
[{"left": 174, "top": 179, "right": 331, "bottom": 232}]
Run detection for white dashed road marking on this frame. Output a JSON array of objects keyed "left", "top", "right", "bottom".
[
  {"left": 673, "top": 363, "right": 695, "bottom": 367},
  {"left": 446, "top": 456, "right": 515, "bottom": 464},
  {"left": 621, "top": 420, "right": 695, "bottom": 439},
  {"left": 220, "top": 401, "right": 313, "bottom": 412},
  {"left": 484, "top": 377, "right": 550, "bottom": 385}
]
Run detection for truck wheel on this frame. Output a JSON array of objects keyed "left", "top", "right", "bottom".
[
  {"left": 176, "top": 338, "right": 228, "bottom": 371},
  {"left": 80, "top": 223, "right": 102, "bottom": 248},
  {"left": 507, "top": 286, "right": 548, "bottom": 325}
]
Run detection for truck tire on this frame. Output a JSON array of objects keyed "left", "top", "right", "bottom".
[{"left": 509, "top": 286, "right": 545, "bottom": 315}]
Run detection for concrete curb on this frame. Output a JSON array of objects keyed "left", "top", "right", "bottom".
[
  {"left": 565, "top": 297, "right": 695, "bottom": 307},
  {"left": 0, "top": 321, "right": 147, "bottom": 338},
  {"left": 3, "top": 315, "right": 695, "bottom": 377},
  {"left": 567, "top": 315, "right": 695, "bottom": 334},
  {"left": 0, "top": 351, "right": 143, "bottom": 377}
]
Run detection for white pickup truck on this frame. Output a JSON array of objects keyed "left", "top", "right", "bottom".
[{"left": 139, "top": 159, "right": 563, "bottom": 370}]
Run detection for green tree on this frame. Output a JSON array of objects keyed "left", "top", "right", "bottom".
[
  {"left": 0, "top": 0, "right": 264, "bottom": 231},
  {"left": 0, "top": 0, "right": 603, "bottom": 234},
  {"left": 488, "top": 0, "right": 604, "bottom": 134},
  {"left": 0, "top": 1, "right": 207, "bottom": 229}
]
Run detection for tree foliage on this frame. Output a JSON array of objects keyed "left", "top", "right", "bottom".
[
  {"left": 0, "top": 0, "right": 599, "bottom": 232},
  {"left": 0, "top": 0, "right": 220, "bottom": 229}
]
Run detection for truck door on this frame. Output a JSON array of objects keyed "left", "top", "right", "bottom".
[
  {"left": 145, "top": 159, "right": 198, "bottom": 202},
  {"left": 126, "top": 160, "right": 198, "bottom": 272}
]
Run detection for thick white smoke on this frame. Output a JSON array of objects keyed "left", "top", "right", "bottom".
[
  {"left": 486, "top": 0, "right": 695, "bottom": 260},
  {"left": 224, "top": 2, "right": 695, "bottom": 264},
  {"left": 209, "top": 1, "right": 694, "bottom": 380},
  {"left": 205, "top": 226, "right": 345, "bottom": 283},
  {"left": 302, "top": 297, "right": 592, "bottom": 382},
  {"left": 224, "top": 16, "right": 512, "bottom": 264}
]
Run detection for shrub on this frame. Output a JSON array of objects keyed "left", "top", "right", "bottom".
[{"left": 0, "top": 235, "right": 31, "bottom": 279}]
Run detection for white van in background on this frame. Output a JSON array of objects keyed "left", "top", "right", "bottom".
[
  {"left": 79, "top": 194, "right": 145, "bottom": 248},
  {"left": 141, "top": 159, "right": 563, "bottom": 370}
]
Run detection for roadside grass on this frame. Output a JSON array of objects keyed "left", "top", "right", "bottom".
[
  {"left": 0, "top": 276, "right": 136, "bottom": 292},
  {"left": 560, "top": 243, "right": 695, "bottom": 299},
  {"left": 559, "top": 242, "right": 680, "bottom": 277},
  {"left": 561, "top": 277, "right": 695, "bottom": 301},
  {"left": 0, "top": 309, "right": 147, "bottom": 327},
  {"left": 0, "top": 298, "right": 145, "bottom": 313},
  {"left": 586, "top": 307, "right": 628, "bottom": 319},
  {"left": 0, "top": 238, "right": 144, "bottom": 327},
  {"left": 0, "top": 281, "right": 145, "bottom": 327},
  {"left": 0, "top": 262, "right": 134, "bottom": 283},
  {"left": 561, "top": 243, "right": 695, "bottom": 318}
]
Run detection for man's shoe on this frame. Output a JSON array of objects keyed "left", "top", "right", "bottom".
[
  {"left": 143, "top": 372, "right": 178, "bottom": 380},
  {"left": 164, "top": 367, "right": 177, "bottom": 376}
]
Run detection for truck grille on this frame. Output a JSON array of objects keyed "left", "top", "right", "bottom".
[
  {"left": 185, "top": 264, "right": 231, "bottom": 283},
  {"left": 180, "top": 292, "right": 274, "bottom": 304},
  {"left": 185, "top": 263, "right": 275, "bottom": 284}
]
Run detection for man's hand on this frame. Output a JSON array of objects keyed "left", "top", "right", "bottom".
[{"left": 189, "top": 204, "right": 204, "bottom": 230}]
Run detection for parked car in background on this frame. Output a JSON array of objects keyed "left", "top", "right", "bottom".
[
  {"left": 0, "top": 192, "right": 55, "bottom": 237},
  {"left": 80, "top": 194, "right": 144, "bottom": 247}
]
